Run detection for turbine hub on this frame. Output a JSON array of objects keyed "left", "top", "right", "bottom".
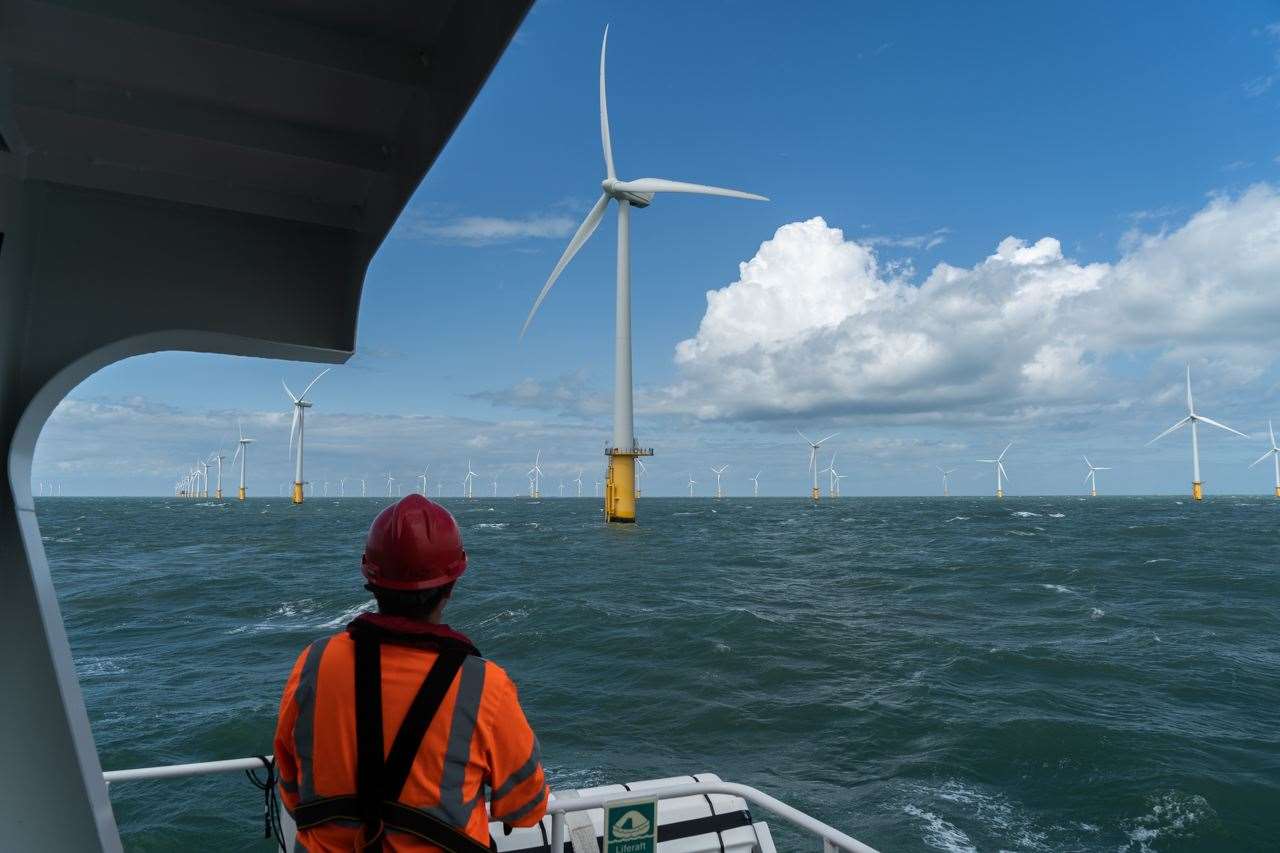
[{"left": 601, "top": 178, "right": 653, "bottom": 208}]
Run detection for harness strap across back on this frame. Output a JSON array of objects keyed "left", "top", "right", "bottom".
[{"left": 297, "top": 635, "right": 487, "bottom": 852}]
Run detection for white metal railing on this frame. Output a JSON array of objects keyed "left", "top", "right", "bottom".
[{"left": 104, "top": 757, "right": 881, "bottom": 852}]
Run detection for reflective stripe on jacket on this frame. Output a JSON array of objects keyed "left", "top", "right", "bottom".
[{"left": 274, "top": 615, "right": 549, "bottom": 852}]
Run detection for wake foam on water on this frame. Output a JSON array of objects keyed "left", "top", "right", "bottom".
[
  {"left": 1120, "top": 791, "right": 1214, "bottom": 852},
  {"left": 1048, "top": 512, "right": 1066, "bottom": 518},
  {"left": 1012, "top": 511, "right": 1041, "bottom": 517},
  {"left": 475, "top": 522, "right": 508, "bottom": 529},
  {"left": 1008, "top": 530, "right": 1036, "bottom": 537},
  {"left": 1144, "top": 558, "right": 1171, "bottom": 564},
  {"left": 76, "top": 656, "right": 125, "bottom": 678},
  {"left": 1041, "top": 584, "right": 1074, "bottom": 594},
  {"left": 1090, "top": 607, "right": 1105, "bottom": 619},
  {"left": 903, "top": 804, "right": 976, "bottom": 853},
  {"left": 945, "top": 516, "right": 970, "bottom": 522}
]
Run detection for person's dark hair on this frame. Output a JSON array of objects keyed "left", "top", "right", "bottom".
[{"left": 366, "top": 581, "right": 455, "bottom": 619}]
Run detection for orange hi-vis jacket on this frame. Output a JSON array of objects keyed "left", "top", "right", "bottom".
[{"left": 274, "top": 614, "right": 549, "bottom": 852}]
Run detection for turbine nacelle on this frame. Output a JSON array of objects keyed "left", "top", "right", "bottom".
[{"left": 601, "top": 178, "right": 653, "bottom": 208}]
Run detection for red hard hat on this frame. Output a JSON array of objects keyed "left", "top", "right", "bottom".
[{"left": 361, "top": 495, "right": 467, "bottom": 591}]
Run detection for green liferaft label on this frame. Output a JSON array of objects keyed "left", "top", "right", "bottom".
[{"left": 603, "top": 797, "right": 658, "bottom": 853}]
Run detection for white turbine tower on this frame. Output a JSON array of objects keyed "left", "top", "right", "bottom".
[
  {"left": 360, "top": 477, "right": 367, "bottom": 498},
  {"left": 284, "top": 368, "right": 330, "bottom": 505},
  {"left": 711, "top": 465, "right": 727, "bottom": 499},
  {"left": 750, "top": 471, "right": 761, "bottom": 497},
  {"left": 521, "top": 27, "right": 766, "bottom": 524},
  {"left": 820, "top": 452, "right": 842, "bottom": 498},
  {"left": 339, "top": 477, "right": 348, "bottom": 498},
  {"left": 1249, "top": 419, "right": 1280, "bottom": 497},
  {"left": 491, "top": 476, "right": 499, "bottom": 498},
  {"left": 1147, "top": 365, "right": 1248, "bottom": 501},
  {"left": 233, "top": 420, "right": 254, "bottom": 501},
  {"left": 976, "top": 443, "right": 1014, "bottom": 498},
  {"left": 797, "top": 430, "right": 840, "bottom": 501},
  {"left": 574, "top": 470, "right": 584, "bottom": 497},
  {"left": 208, "top": 450, "right": 226, "bottom": 500},
  {"left": 687, "top": 474, "right": 696, "bottom": 497},
  {"left": 383, "top": 472, "right": 395, "bottom": 498},
  {"left": 635, "top": 458, "right": 648, "bottom": 498},
  {"left": 937, "top": 467, "right": 956, "bottom": 497},
  {"left": 528, "top": 451, "right": 543, "bottom": 498},
  {"left": 1083, "top": 456, "right": 1111, "bottom": 497},
  {"left": 415, "top": 467, "right": 429, "bottom": 496}
]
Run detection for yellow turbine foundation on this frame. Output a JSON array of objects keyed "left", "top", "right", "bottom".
[
  {"left": 996, "top": 488, "right": 1004, "bottom": 499},
  {"left": 1090, "top": 487, "right": 1097, "bottom": 497},
  {"left": 605, "top": 453, "right": 636, "bottom": 523},
  {"left": 1192, "top": 481, "right": 1203, "bottom": 501},
  {"left": 238, "top": 487, "right": 246, "bottom": 501},
  {"left": 292, "top": 482, "right": 304, "bottom": 504},
  {"left": 1275, "top": 486, "right": 1280, "bottom": 498},
  {"left": 215, "top": 489, "right": 222, "bottom": 499},
  {"left": 811, "top": 486, "right": 820, "bottom": 502}
]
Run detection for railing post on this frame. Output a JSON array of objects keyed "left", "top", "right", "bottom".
[{"left": 550, "top": 812, "right": 565, "bottom": 853}]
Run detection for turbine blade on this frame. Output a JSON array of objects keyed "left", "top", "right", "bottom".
[
  {"left": 1271, "top": 419, "right": 1277, "bottom": 449},
  {"left": 282, "top": 379, "right": 299, "bottom": 404},
  {"left": 795, "top": 429, "right": 813, "bottom": 444},
  {"left": 610, "top": 178, "right": 767, "bottom": 202},
  {"left": 1196, "top": 414, "right": 1249, "bottom": 439},
  {"left": 1146, "top": 416, "right": 1191, "bottom": 445},
  {"left": 232, "top": 444, "right": 242, "bottom": 463},
  {"left": 1185, "top": 364, "right": 1194, "bottom": 414},
  {"left": 976, "top": 459, "right": 997, "bottom": 463},
  {"left": 1084, "top": 470, "right": 1093, "bottom": 485},
  {"left": 288, "top": 406, "right": 300, "bottom": 459},
  {"left": 1250, "top": 448, "right": 1276, "bottom": 468},
  {"left": 300, "top": 367, "right": 331, "bottom": 400},
  {"left": 1083, "top": 455, "right": 1091, "bottom": 468},
  {"left": 998, "top": 462, "right": 1009, "bottom": 485},
  {"left": 598, "top": 27, "right": 617, "bottom": 180},
  {"left": 816, "top": 432, "right": 840, "bottom": 445},
  {"left": 999, "top": 441, "right": 1014, "bottom": 461},
  {"left": 520, "top": 194, "right": 611, "bottom": 339}
]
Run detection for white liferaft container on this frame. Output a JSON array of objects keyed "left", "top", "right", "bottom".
[{"left": 490, "top": 773, "right": 777, "bottom": 853}]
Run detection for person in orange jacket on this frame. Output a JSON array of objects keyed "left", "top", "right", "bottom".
[{"left": 274, "top": 495, "right": 549, "bottom": 851}]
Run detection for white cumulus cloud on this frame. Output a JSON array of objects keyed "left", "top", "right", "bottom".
[{"left": 664, "top": 185, "right": 1280, "bottom": 423}]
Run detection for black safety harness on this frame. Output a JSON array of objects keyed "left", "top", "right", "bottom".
[{"left": 291, "top": 633, "right": 494, "bottom": 852}]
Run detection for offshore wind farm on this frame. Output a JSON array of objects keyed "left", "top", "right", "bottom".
[{"left": 17, "top": 5, "right": 1280, "bottom": 853}]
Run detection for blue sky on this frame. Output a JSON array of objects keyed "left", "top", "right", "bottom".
[{"left": 32, "top": 1, "right": 1280, "bottom": 496}]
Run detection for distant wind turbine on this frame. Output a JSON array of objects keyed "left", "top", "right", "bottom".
[
  {"left": 520, "top": 26, "right": 766, "bottom": 523},
  {"left": 976, "top": 442, "right": 1014, "bottom": 498},
  {"left": 711, "top": 465, "right": 727, "bottom": 499},
  {"left": 208, "top": 451, "right": 226, "bottom": 500},
  {"left": 1082, "top": 456, "right": 1111, "bottom": 497},
  {"left": 798, "top": 430, "right": 840, "bottom": 501},
  {"left": 233, "top": 420, "right": 255, "bottom": 501},
  {"left": 1249, "top": 419, "right": 1280, "bottom": 498},
  {"left": 383, "top": 472, "right": 395, "bottom": 498},
  {"left": 687, "top": 474, "right": 696, "bottom": 497},
  {"left": 749, "top": 470, "right": 761, "bottom": 497},
  {"left": 464, "top": 460, "right": 478, "bottom": 499},
  {"left": 574, "top": 470, "right": 584, "bottom": 497},
  {"left": 528, "top": 451, "right": 543, "bottom": 498},
  {"left": 1147, "top": 365, "right": 1248, "bottom": 501},
  {"left": 283, "top": 368, "right": 330, "bottom": 505},
  {"left": 937, "top": 466, "right": 956, "bottom": 497},
  {"left": 416, "top": 466, "right": 430, "bottom": 496},
  {"left": 635, "top": 458, "right": 648, "bottom": 498}
]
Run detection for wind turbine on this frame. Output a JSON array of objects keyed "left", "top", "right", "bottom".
[
  {"left": 528, "top": 451, "right": 543, "bottom": 498},
  {"left": 1147, "top": 365, "right": 1248, "bottom": 500},
  {"left": 520, "top": 27, "right": 766, "bottom": 524},
  {"left": 283, "top": 368, "right": 330, "bottom": 505},
  {"left": 383, "top": 472, "right": 395, "bottom": 498},
  {"left": 1249, "top": 419, "right": 1280, "bottom": 497},
  {"left": 711, "top": 465, "right": 727, "bottom": 499},
  {"left": 208, "top": 451, "right": 226, "bottom": 500},
  {"left": 574, "top": 470, "right": 584, "bottom": 497},
  {"left": 798, "top": 430, "right": 840, "bottom": 501},
  {"left": 359, "top": 477, "right": 367, "bottom": 498},
  {"left": 820, "top": 452, "right": 842, "bottom": 498},
  {"left": 937, "top": 467, "right": 956, "bottom": 497},
  {"left": 198, "top": 458, "right": 210, "bottom": 497},
  {"left": 687, "top": 474, "right": 696, "bottom": 497},
  {"left": 558, "top": 480, "right": 565, "bottom": 498},
  {"left": 635, "top": 458, "right": 648, "bottom": 498},
  {"left": 465, "top": 460, "right": 478, "bottom": 499},
  {"left": 339, "top": 477, "right": 347, "bottom": 498},
  {"left": 416, "top": 467, "right": 430, "bottom": 496},
  {"left": 750, "top": 471, "right": 761, "bottom": 497},
  {"left": 1082, "top": 456, "right": 1111, "bottom": 497},
  {"left": 594, "top": 480, "right": 601, "bottom": 498},
  {"left": 232, "top": 421, "right": 254, "bottom": 501},
  {"left": 491, "top": 476, "right": 499, "bottom": 498},
  {"left": 976, "top": 443, "right": 1013, "bottom": 498}
]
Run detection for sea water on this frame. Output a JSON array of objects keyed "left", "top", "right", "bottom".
[{"left": 38, "top": 496, "right": 1280, "bottom": 851}]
